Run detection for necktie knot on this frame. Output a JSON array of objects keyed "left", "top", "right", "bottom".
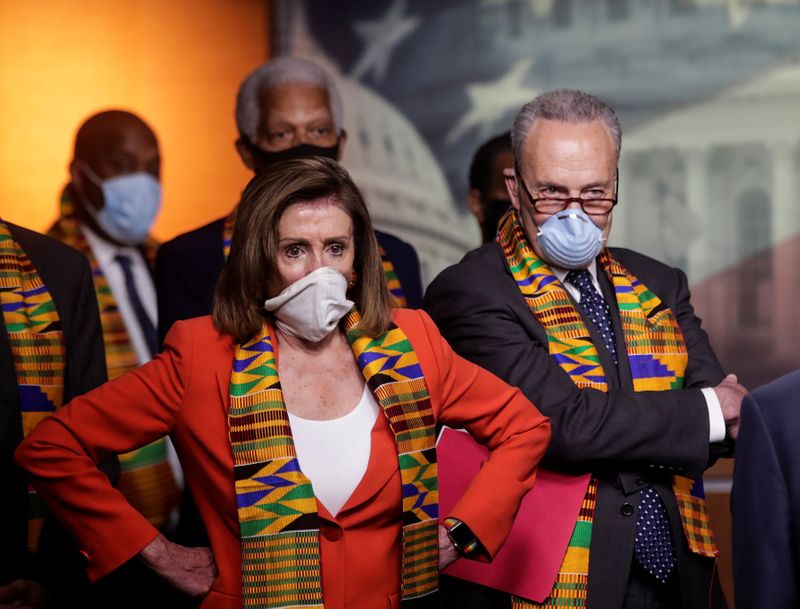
[
  {"left": 115, "top": 253, "right": 132, "bottom": 270},
  {"left": 565, "top": 268, "right": 593, "bottom": 291},
  {"left": 563, "top": 268, "right": 618, "bottom": 365}
]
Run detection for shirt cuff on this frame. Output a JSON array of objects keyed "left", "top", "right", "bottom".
[{"left": 702, "top": 387, "right": 726, "bottom": 443}]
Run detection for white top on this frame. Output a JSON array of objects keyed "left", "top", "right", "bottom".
[
  {"left": 81, "top": 224, "right": 157, "bottom": 366},
  {"left": 552, "top": 260, "right": 725, "bottom": 443},
  {"left": 288, "top": 385, "right": 380, "bottom": 516}
]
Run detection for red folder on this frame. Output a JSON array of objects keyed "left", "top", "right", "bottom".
[{"left": 438, "top": 427, "right": 590, "bottom": 603}]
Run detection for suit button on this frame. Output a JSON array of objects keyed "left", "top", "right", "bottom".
[
  {"left": 323, "top": 526, "right": 342, "bottom": 542},
  {"left": 621, "top": 503, "right": 635, "bottom": 517},
  {"left": 79, "top": 550, "right": 91, "bottom": 563}
]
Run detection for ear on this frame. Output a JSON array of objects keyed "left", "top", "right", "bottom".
[
  {"left": 235, "top": 138, "right": 256, "bottom": 172},
  {"left": 503, "top": 167, "right": 522, "bottom": 212},
  {"left": 467, "top": 189, "right": 484, "bottom": 223},
  {"left": 69, "top": 160, "right": 90, "bottom": 203},
  {"left": 69, "top": 160, "right": 82, "bottom": 188},
  {"left": 336, "top": 129, "right": 348, "bottom": 161}
]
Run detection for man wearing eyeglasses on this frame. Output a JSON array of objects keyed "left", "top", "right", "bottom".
[{"left": 425, "top": 90, "right": 745, "bottom": 609}]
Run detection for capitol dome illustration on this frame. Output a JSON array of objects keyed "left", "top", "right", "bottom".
[
  {"left": 278, "top": 3, "right": 480, "bottom": 284},
  {"left": 338, "top": 79, "right": 480, "bottom": 284}
]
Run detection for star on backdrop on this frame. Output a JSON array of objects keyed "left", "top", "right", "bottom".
[
  {"left": 350, "top": 0, "right": 420, "bottom": 82},
  {"left": 445, "top": 58, "right": 538, "bottom": 144}
]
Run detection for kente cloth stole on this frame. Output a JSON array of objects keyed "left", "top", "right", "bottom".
[
  {"left": 0, "top": 220, "right": 65, "bottom": 553},
  {"left": 222, "top": 211, "right": 409, "bottom": 306},
  {"left": 379, "top": 244, "right": 409, "bottom": 307},
  {"left": 229, "top": 310, "right": 438, "bottom": 608},
  {"left": 48, "top": 189, "right": 179, "bottom": 530},
  {"left": 497, "top": 210, "right": 718, "bottom": 609}
]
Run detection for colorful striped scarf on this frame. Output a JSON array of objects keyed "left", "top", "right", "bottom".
[
  {"left": 498, "top": 210, "right": 717, "bottom": 608},
  {"left": 223, "top": 211, "right": 409, "bottom": 306},
  {"left": 229, "top": 310, "right": 438, "bottom": 608},
  {"left": 49, "top": 188, "right": 180, "bottom": 530},
  {"left": 0, "top": 220, "right": 65, "bottom": 553}
]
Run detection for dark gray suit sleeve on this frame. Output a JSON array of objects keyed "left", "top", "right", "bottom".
[
  {"left": 671, "top": 267, "right": 725, "bottom": 391},
  {"left": 62, "top": 256, "right": 107, "bottom": 401},
  {"left": 425, "top": 250, "right": 717, "bottom": 476},
  {"left": 5, "top": 224, "right": 111, "bottom": 593},
  {"left": 732, "top": 386, "right": 799, "bottom": 609}
]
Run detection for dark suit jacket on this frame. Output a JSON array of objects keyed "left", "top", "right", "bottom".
[
  {"left": 155, "top": 217, "right": 424, "bottom": 343},
  {"left": 0, "top": 222, "right": 106, "bottom": 596},
  {"left": 732, "top": 369, "right": 800, "bottom": 609},
  {"left": 425, "top": 242, "right": 727, "bottom": 609}
]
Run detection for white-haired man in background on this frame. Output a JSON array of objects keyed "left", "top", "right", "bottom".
[{"left": 155, "top": 57, "right": 423, "bottom": 350}]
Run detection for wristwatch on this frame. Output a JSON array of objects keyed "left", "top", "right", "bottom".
[{"left": 443, "top": 517, "right": 479, "bottom": 556}]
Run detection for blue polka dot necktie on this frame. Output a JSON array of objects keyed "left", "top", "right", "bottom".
[{"left": 565, "top": 269, "right": 676, "bottom": 583}]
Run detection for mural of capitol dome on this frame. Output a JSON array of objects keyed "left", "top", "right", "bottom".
[
  {"left": 278, "top": 1, "right": 480, "bottom": 285},
  {"left": 338, "top": 78, "right": 480, "bottom": 284}
]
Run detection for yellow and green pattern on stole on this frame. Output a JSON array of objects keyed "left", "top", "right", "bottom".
[
  {"left": 228, "top": 310, "right": 438, "bottom": 608},
  {"left": 497, "top": 210, "right": 717, "bottom": 609},
  {"left": 223, "top": 211, "right": 409, "bottom": 306},
  {"left": 0, "top": 220, "right": 65, "bottom": 552},
  {"left": 48, "top": 189, "right": 179, "bottom": 530}
]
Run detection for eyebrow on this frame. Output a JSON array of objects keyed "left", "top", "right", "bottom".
[
  {"left": 534, "top": 180, "right": 611, "bottom": 191},
  {"left": 278, "top": 234, "right": 351, "bottom": 244}
]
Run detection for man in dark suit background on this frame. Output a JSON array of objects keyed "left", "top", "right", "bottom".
[
  {"left": 0, "top": 220, "right": 106, "bottom": 607},
  {"left": 467, "top": 132, "right": 513, "bottom": 244},
  {"left": 732, "top": 370, "right": 800, "bottom": 609},
  {"left": 155, "top": 56, "right": 423, "bottom": 344},
  {"left": 425, "top": 90, "right": 746, "bottom": 609}
]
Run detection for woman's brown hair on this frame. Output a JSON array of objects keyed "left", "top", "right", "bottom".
[{"left": 213, "top": 156, "right": 393, "bottom": 343}]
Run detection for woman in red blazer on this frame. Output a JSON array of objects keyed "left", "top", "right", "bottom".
[{"left": 17, "top": 158, "right": 550, "bottom": 609}]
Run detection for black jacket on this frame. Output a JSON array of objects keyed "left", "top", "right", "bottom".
[{"left": 425, "top": 242, "right": 728, "bottom": 609}]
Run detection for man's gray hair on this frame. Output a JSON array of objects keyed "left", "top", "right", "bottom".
[
  {"left": 511, "top": 89, "right": 621, "bottom": 161},
  {"left": 235, "top": 57, "right": 344, "bottom": 143}
]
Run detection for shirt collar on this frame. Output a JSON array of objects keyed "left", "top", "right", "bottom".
[
  {"left": 81, "top": 223, "right": 141, "bottom": 267},
  {"left": 551, "top": 259, "right": 598, "bottom": 286}
]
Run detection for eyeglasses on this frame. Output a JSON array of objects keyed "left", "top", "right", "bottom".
[{"left": 516, "top": 169, "right": 619, "bottom": 217}]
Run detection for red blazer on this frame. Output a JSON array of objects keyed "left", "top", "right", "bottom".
[{"left": 16, "top": 309, "right": 550, "bottom": 609}]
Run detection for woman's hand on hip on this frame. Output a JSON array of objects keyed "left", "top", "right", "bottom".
[
  {"left": 138, "top": 534, "right": 217, "bottom": 597},
  {"left": 0, "top": 579, "right": 48, "bottom": 609},
  {"left": 438, "top": 524, "right": 459, "bottom": 571}
]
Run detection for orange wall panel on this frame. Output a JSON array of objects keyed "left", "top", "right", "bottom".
[{"left": 0, "top": 0, "right": 270, "bottom": 241}]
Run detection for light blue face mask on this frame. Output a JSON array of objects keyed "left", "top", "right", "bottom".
[
  {"left": 80, "top": 164, "right": 162, "bottom": 245},
  {"left": 535, "top": 208, "right": 606, "bottom": 269}
]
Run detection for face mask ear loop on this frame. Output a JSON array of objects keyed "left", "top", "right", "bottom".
[
  {"left": 73, "top": 161, "right": 106, "bottom": 216},
  {"left": 600, "top": 209, "right": 613, "bottom": 245},
  {"left": 76, "top": 161, "right": 104, "bottom": 188}
]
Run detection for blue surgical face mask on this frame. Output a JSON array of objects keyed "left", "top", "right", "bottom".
[
  {"left": 535, "top": 208, "right": 606, "bottom": 269},
  {"left": 79, "top": 164, "right": 162, "bottom": 245}
]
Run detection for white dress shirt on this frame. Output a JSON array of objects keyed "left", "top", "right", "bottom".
[{"left": 552, "top": 261, "right": 725, "bottom": 443}]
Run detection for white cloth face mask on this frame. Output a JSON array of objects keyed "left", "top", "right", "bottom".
[{"left": 264, "top": 266, "right": 354, "bottom": 343}]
